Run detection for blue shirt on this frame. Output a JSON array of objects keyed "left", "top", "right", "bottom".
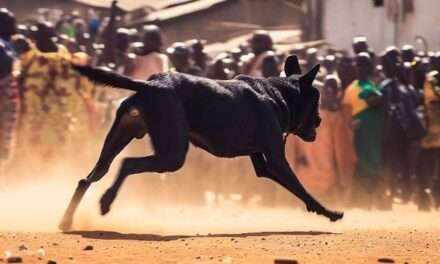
[{"left": 0, "top": 38, "right": 15, "bottom": 79}]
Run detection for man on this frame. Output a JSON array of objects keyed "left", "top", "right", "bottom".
[
  {"left": 0, "top": 8, "right": 19, "bottom": 175},
  {"left": 380, "top": 47, "right": 423, "bottom": 208}
]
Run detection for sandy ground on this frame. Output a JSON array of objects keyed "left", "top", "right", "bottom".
[{"left": 1, "top": 204, "right": 439, "bottom": 264}]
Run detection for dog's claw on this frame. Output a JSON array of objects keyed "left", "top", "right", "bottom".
[{"left": 100, "top": 189, "right": 115, "bottom": 215}]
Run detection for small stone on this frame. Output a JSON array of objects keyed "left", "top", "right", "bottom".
[
  {"left": 83, "top": 245, "right": 94, "bottom": 251},
  {"left": 378, "top": 258, "right": 395, "bottom": 263},
  {"left": 6, "top": 256, "right": 22, "bottom": 263},
  {"left": 36, "top": 249, "right": 45, "bottom": 257},
  {"left": 18, "top": 245, "right": 27, "bottom": 251},
  {"left": 274, "top": 259, "right": 298, "bottom": 264}
]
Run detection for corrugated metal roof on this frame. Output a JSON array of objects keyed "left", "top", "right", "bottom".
[
  {"left": 205, "top": 29, "right": 302, "bottom": 56},
  {"left": 73, "top": 0, "right": 191, "bottom": 11},
  {"left": 145, "top": 0, "right": 228, "bottom": 21}
]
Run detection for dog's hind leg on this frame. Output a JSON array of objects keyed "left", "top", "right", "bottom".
[
  {"left": 59, "top": 102, "right": 147, "bottom": 230},
  {"left": 99, "top": 153, "right": 187, "bottom": 215},
  {"left": 86, "top": 104, "right": 147, "bottom": 183},
  {"left": 99, "top": 94, "right": 189, "bottom": 215}
]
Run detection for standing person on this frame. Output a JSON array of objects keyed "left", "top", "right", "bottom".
[
  {"left": 167, "top": 42, "right": 200, "bottom": 75},
  {"left": 113, "top": 28, "right": 135, "bottom": 74},
  {"left": 418, "top": 71, "right": 440, "bottom": 210},
  {"left": 380, "top": 48, "right": 425, "bottom": 208},
  {"left": 337, "top": 56, "right": 357, "bottom": 92},
  {"left": 100, "top": 0, "right": 120, "bottom": 67},
  {"left": 87, "top": 9, "right": 101, "bottom": 42},
  {"left": 130, "top": 25, "right": 169, "bottom": 80},
  {"left": 0, "top": 8, "right": 19, "bottom": 175},
  {"left": 189, "top": 39, "right": 210, "bottom": 76},
  {"left": 245, "top": 31, "right": 275, "bottom": 77},
  {"left": 343, "top": 52, "right": 385, "bottom": 209},
  {"left": 297, "top": 76, "right": 356, "bottom": 204},
  {"left": 352, "top": 36, "right": 369, "bottom": 54},
  {"left": 18, "top": 22, "right": 95, "bottom": 169}
]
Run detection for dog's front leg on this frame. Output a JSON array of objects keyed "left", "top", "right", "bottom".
[
  {"left": 250, "top": 153, "right": 272, "bottom": 178},
  {"left": 264, "top": 149, "right": 343, "bottom": 221}
]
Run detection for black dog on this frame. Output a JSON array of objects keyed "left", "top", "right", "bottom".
[{"left": 59, "top": 55, "right": 343, "bottom": 230}]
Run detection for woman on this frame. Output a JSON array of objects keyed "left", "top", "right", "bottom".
[
  {"left": 343, "top": 52, "right": 385, "bottom": 208},
  {"left": 17, "top": 22, "right": 95, "bottom": 166}
]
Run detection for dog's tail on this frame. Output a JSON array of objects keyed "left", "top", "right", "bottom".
[{"left": 72, "top": 64, "right": 146, "bottom": 92}]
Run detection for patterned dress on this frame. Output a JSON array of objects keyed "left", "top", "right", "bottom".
[{"left": 17, "top": 44, "right": 96, "bottom": 161}]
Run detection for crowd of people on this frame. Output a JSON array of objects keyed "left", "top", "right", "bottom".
[{"left": 1, "top": 2, "right": 440, "bottom": 211}]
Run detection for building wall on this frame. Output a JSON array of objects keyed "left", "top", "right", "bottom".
[
  {"left": 137, "top": 0, "right": 302, "bottom": 46},
  {"left": 322, "top": 0, "right": 440, "bottom": 53}
]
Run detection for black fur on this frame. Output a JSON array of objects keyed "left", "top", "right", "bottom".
[{"left": 59, "top": 56, "right": 343, "bottom": 230}]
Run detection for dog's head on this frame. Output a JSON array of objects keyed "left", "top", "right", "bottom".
[{"left": 284, "top": 55, "right": 321, "bottom": 142}]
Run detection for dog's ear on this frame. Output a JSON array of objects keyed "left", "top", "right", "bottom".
[
  {"left": 284, "top": 55, "right": 302, "bottom": 76},
  {"left": 300, "top": 64, "right": 320, "bottom": 89}
]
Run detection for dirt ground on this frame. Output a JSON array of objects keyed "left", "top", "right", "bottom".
[
  {"left": 0, "top": 170, "right": 439, "bottom": 264},
  {"left": 1, "top": 205, "right": 439, "bottom": 264}
]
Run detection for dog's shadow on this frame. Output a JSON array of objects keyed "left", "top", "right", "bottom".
[{"left": 64, "top": 230, "right": 339, "bottom": 242}]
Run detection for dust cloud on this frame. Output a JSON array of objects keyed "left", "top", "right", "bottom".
[{"left": 0, "top": 141, "right": 439, "bottom": 234}]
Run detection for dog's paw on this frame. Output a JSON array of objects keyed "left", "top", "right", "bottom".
[
  {"left": 100, "top": 189, "right": 116, "bottom": 215},
  {"left": 327, "top": 211, "right": 344, "bottom": 222},
  {"left": 306, "top": 203, "right": 344, "bottom": 222}
]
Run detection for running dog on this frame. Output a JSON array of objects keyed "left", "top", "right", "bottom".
[{"left": 59, "top": 55, "right": 343, "bottom": 231}]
